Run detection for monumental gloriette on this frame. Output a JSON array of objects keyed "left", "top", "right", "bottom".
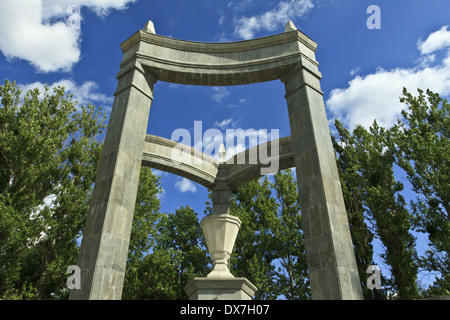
[{"left": 69, "top": 20, "right": 364, "bottom": 300}]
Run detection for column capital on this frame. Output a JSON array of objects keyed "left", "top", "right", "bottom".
[
  {"left": 114, "top": 62, "right": 157, "bottom": 100},
  {"left": 282, "top": 63, "right": 323, "bottom": 99}
]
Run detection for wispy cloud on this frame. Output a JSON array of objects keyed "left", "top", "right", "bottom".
[
  {"left": 218, "top": 9, "right": 225, "bottom": 25},
  {"left": 18, "top": 79, "right": 113, "bottom": 107},
  {"left": 326, "top": 25, "right": 450, "bottom": 130},
  {"left": 214, "top": 118, "right": 234, "bottom": 129},
  {"left": 228, "top": 0, "right": 253, "bottom": 12},
  {"left": 233, "top": 0, "right": 314, "bottom": 39},
  {"left": 209, "top": 87, "right": 230, "bottom": 103},
  {"left": 175, "top": 178, "right": 197, "bottom": 193},
  {"left": 350, "top": 67, "right": 361, "bottom": 76},
  {"left": 42, "top": 0, "right": 137, "bottom": 18}
]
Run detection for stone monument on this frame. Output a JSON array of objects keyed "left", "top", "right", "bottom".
[{"left": 69, "top": 20, "right": 363, "bottom": 300}]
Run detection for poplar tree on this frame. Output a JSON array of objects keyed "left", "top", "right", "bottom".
[
  {"left": 354, "top": 121, "right": 418, "bottom": 299},
  {"left": 394, "top": 88, "right": 449, "bottom": 297},
  {"left": 333, "top": 119, "right": 419, "bottom": 299},
  {"left": 224, "top": 172, "right": 309, "bottom": 300},
  {"left": 332, "top": 122, "right": 376, "bottom": 299}
]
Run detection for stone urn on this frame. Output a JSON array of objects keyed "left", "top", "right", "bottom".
[{"left": 200, "top": 213, "right": 241, "bottom": 278}]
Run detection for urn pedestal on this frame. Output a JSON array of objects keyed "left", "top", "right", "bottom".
[{"left": 184, "top": 214, "right": 257, "bottom": 300}]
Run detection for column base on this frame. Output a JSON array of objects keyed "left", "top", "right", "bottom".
[{"left": 184, "top": 277, "right": 257, "bottom": 300}]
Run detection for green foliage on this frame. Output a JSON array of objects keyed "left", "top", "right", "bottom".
[
  {"left": 1, "top": 80, "right": 448, "bottom": 300},
  {"left": 155, "top": 206, "right": 209, "bottom": 299},
  {"left": 332, "top": 123, "right": 376, "bottom": 299},
  {"left": 272, "top": 169, "right": 309, "bottom": 300},
  {"left": 122, "top": 166, "right": 163, "bottom": 299},
  {"left": 0, "top": 80, "right": 106, "bottom": 299},
  {"left": 394, "top": 88, "right": 450, "bottom": 296},
  {"left": 226, "top": 172, "right": 309, "bottom": 300},
  {"left": 231, "top": 177, "right": 279, "bottom": 300},
  {"left": 333, "top": 118, "right": 419, "bottom": 299},
  {"left": 123, "top": 201, "right": 209, "bottom": 300}
]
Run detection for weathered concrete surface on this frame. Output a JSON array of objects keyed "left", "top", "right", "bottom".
[
  {"left": 69, "top": 63, "right": 156, "bottom": 300},
  {"left": 120, "top": 27, "right": 317, "bottom": 86},
  {"left": 282, "top": 64, "right": 363, "bottom": 299},
  {"left": 185, "top": 278, "right": 257, "bottom": 300},
  {"left": 223, "top": 136, "right": 294, "bottom": 190},
  {"left": 142, "top": 134, "right": 219, "bottom": 189}
]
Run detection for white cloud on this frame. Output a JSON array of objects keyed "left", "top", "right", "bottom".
[
  {"left": 41, "top": 0, "right": 136, "bottom": 18},
  {"left": 156, "top": 186, "right": 166, "bottom": 200},
  {"left": 0, "top": 0, "right": 135, "bottom": 73},
  {"left": 228, "top": 0, "right": 253, "bottom": 12},
  {"left": 151, "top": 169, "right": 166, "bottom": 177},
  {"left": 190, "top": 123, "right": 276, "bottom": 162},
  {"left": 216, "top": 32, "right": 231, "bottom": 43},
  {"left": 209, "top": 87, "right": 230, "bottom": 103},
  {"left": 233, "top": 0, "right": 314, "bottom": 39},
  {"left": 349, "top": 67, "right": 361, "bottom": 76},
  {"left": 18, "top": 79, "right": 113, "bottom": 107},
  {"left": 326, "top": 26, "right": 450, "bottom": 130},
  {"left": 218, "top": 9, "right": 225, "bottom": 25},
  {"left": 214, "top": 118, "right": 234, "bottom": 129},
  {"left": 418, "top": 25, "right": 450, "bottom": 55},
  {"left": 175, "top": 178, "right": 197, "bottom": 193}
]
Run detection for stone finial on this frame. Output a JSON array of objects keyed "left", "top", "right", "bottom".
[
  {"left": 142, "top": 20, "right": 156, "bottom": 34},
  {"left": 218, "top": 143, "right": 226, "bottom": 162},
  {"left": 284, "top": 20, "right": 297, "bottom": 32}
]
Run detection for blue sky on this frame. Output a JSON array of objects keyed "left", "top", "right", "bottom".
[{"left": 1, "top": 0, "right": 449, "bottom": 289}]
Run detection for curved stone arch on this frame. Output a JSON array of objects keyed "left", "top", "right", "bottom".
[
  {"left": 119, "top": 27, "right": 320, "bottom": 87},
  {"left": 71, "top": 21, "right": 363, "bottom": 301},
  {"left": 141, "top": 134, "right": 295, "bottom": 191},
  {"left": 142, "top": 134, "right": 219, "bottom": 190},
  {"left": 223, "top": 136, "right": 295, "bottom": 190}
]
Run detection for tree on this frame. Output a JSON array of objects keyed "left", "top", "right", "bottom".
[
  {"left": 333, "top": 119, "right": 419, "bottom": 299},
  {"left": 156, "top": 206, "right": 209, "bottom": 299},
  {"left": 0, "top": 80, "right": 106, "bottom": 299},
  {"left": 122, "top": 166, "right": 164, "bottom": 299},
  {"left": 355, "top": 121, "right": 418, "bottom": 299},
  {"left": 217, "top": 172, "right": 310, "bottom": 300},
  {"left": 332, "top": 124, "right": 376, "bottom": 299},
  {"left": 394, "top": 88, "right": 450, "bottom": 297},
  {"left": 230, "top": 177, "right": 280, "bottom": 300},
  {"left": 272, "top": 169, "right": 309, "bottom": 299},
  {"left": 123, "top": 204, "right": 209, "bottom": 300}
]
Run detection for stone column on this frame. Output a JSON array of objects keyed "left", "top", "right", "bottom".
[
  {"left": 212, "top": 181, "right": 231, "bottom": 215},
  {"left": 69, "top": 62, "right": 156, "bottom": 300},
  {"left": 282, "top": 64, "right": 363, "bottom": 300}
]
